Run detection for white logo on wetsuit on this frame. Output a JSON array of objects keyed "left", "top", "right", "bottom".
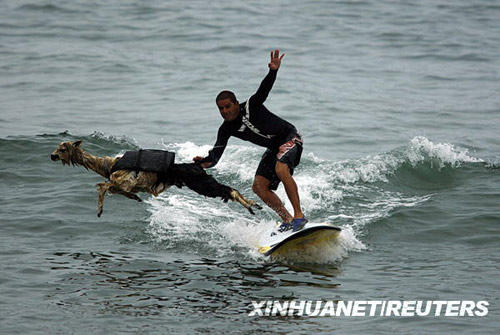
[{"left": 238, "top": 98, "right": 275, "bottom": 140}]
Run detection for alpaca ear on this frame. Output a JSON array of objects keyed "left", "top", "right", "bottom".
[{"left": 73, "top": 140, "right": 82, "bottom": 147}]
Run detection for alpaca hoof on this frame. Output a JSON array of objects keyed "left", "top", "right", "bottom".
[
  {"left": 251, "top": 202, "right": 263, "bottom": 210},
  {"left": 97, "top": 208, "right": 103, "bottom": 217},
  {"left": 247, "top": 203, "right": 262, "bottom": 215}
]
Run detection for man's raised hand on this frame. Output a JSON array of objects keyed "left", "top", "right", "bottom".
[{"left": 268, "top": 49, "right": 285, "bottom": 70}]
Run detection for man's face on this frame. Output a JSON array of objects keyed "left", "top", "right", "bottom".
[{"left": 217, "top": 98, "right": 240, "bottom": 121}]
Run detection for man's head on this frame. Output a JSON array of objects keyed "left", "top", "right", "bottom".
[{"left": 216, "top": 90, "right": 240, "bottom": 121}]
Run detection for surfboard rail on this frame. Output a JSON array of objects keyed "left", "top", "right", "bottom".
[{"left": 258, "top": 223, "right": 341, "bottom": 257}]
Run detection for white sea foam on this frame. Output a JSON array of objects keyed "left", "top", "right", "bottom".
[
  {"left": 326, "top": 136, "right": 482, "bottom": 185},
  {"left": 161, "top": 141, "right": 261, "bottom": 181},
  {"left": 160, "top": 141, "right": 213, "bottom": 163},
  {"left": 221, "top": 218, "right": 275, "bottom": 260},
  {"left": 407, "top": 136, "right": 483, "bottom": 168},
  {"left": 333, "top": 193, "right": 434, "bottom": 234},
  {"left": 90, "top": 131, "right": 139, "bottom": 147},
  {"left": 221, "top": 218, "right": 366, "bottom": 264}
]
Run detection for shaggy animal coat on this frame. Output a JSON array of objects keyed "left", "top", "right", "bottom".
[{"left": 50, "top": 140, "right": 260, "bottom": 217}]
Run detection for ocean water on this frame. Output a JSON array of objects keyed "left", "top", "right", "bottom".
[{"left": 1, "top": 0, "right": 499, "bottom": 333}]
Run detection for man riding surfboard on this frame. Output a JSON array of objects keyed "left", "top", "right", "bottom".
[{"left": 193, "top": 50, "right": 307, "bottom": 233}]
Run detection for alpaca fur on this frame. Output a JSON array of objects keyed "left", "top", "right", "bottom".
[{"left": 51, "top": 140, "right": 261, "bottom": 217}]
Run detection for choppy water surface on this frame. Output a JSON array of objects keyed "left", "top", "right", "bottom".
[{"left": 1, "top": 0, "right": 499, "bottom": 334}]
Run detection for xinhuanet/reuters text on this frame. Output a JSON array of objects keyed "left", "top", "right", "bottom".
[{"left": 248, "top": 300, "right": 489, "bottom": 317}]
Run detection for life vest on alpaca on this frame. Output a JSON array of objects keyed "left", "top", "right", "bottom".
[{"left": 111, "top": 149, "right": 175, "bottom": 175}]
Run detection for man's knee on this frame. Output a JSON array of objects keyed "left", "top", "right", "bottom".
[
  {"left": 275, "top": 161, "right": 290, "bottom": 178},
  {"left": 253, "top": 176, "right": 269, "bottom": 196},
  {"left": 252, "top": 180, "right": 260, "bottom": 195}
]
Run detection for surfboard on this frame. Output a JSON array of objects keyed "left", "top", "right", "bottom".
[{"left": 258, "top": 222, "right": 341, "bottom": 257}]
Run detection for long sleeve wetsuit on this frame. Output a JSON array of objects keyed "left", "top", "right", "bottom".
[{"left": 200, "top": 69, "right": 297, "bottom": 168}]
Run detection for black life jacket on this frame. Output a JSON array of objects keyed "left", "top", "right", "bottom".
[{"left": 111, "top": 149, "right": 175, "bottom": 175}]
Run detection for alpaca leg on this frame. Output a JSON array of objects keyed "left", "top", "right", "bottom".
[
  {"left": 230, "top": 189, "right": 262, "bottom": 215},
  {"left": 108, "top": 186, "right": 142, "bottom": 202},
  {"left": 96, "top": 182, "right": 111, "bottom": 217},
  {"left": 121, "top": 191, "right": 142, "bottom": 202}
]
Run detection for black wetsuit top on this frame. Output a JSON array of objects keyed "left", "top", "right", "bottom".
[{"left": 201, "top": 69, "right": 297, "bottom": 168}]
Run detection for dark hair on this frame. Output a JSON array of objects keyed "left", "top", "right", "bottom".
[{"left": 216, "top": 90, "right": 237, "bottom": 104}]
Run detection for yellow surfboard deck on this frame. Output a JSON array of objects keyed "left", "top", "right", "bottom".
[{"left": 258, "top": 223, "right": 341, "bottom": 257}]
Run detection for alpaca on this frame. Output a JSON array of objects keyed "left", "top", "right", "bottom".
[{"left": 50, "top": 140, "right": 261, "bottom": 217}]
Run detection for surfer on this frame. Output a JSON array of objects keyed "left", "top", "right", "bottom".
[{"left": 193, "top": 50, "right": 307, "bottom": 232}]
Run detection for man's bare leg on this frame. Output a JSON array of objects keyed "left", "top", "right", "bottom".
[
  {"left": 252, "top": 175, "right": 293, "bottom": 223},
  {"left": 275, "top": 161, "right": 304, "bottom": 220}
]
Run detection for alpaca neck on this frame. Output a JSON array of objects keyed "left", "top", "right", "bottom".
[{"left": 75, "top": 149, "right": 116, "bottom": 179}]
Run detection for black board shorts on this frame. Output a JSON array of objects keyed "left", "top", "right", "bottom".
[{"left": 255, "top": 133, "right": 303, "bottom": 190}]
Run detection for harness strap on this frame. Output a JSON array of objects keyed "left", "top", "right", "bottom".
[{"left": 135, "top": 149, "right": 143, "bottom": 175}]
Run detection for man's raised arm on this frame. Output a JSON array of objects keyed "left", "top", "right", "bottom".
[{"left": 250, "top": 50, "right": 285, "bottom": 106}]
